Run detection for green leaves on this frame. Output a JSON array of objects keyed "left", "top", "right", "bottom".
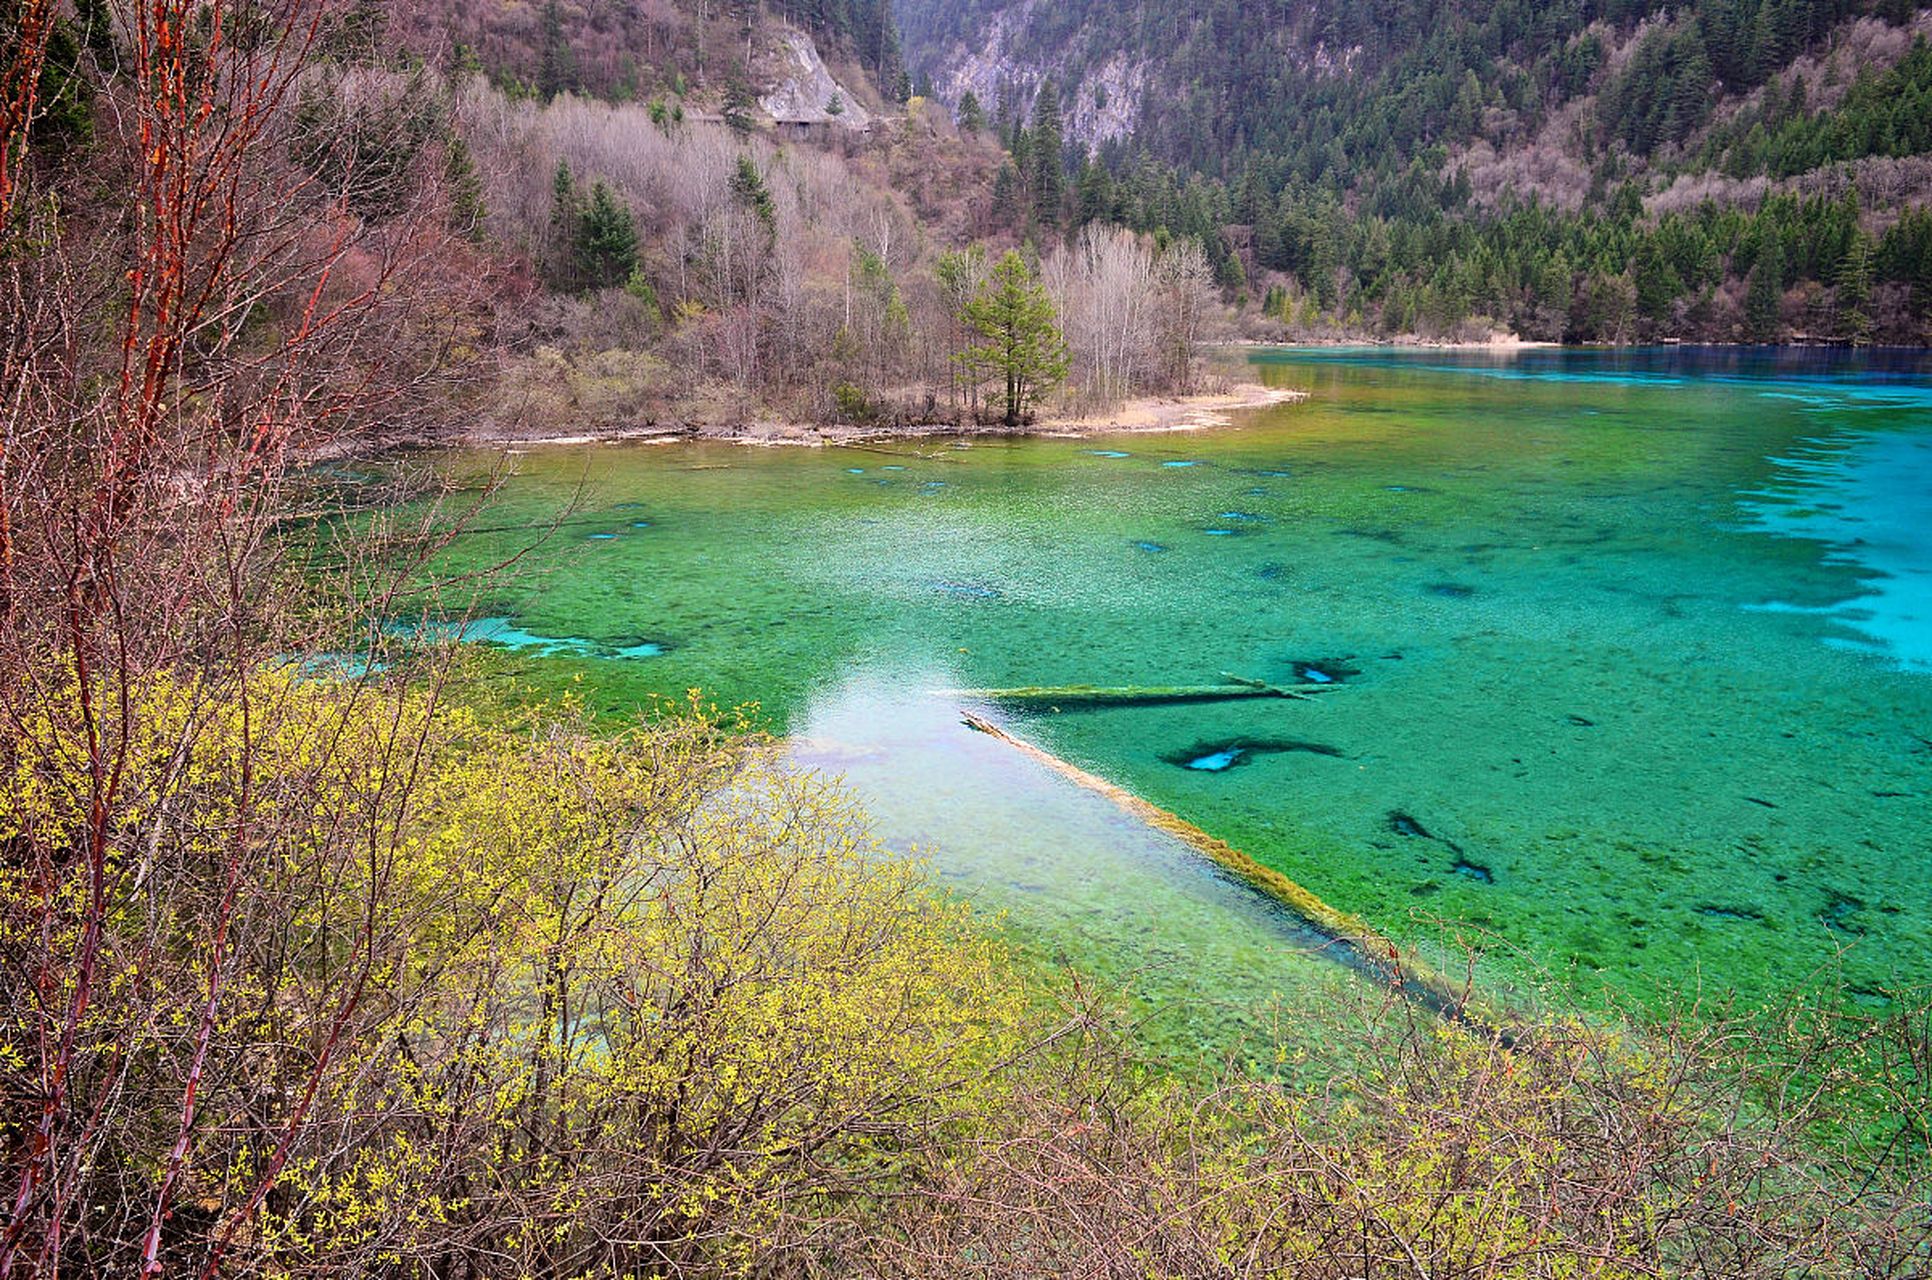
[
  {"left": 956, "top": 252, "right": 1070, "bottom": 426},
  {"left": 574, "top": 181, "right": 639, "bottom": 291}
]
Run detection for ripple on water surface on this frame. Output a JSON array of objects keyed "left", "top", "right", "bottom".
[{"left": 1739, "top": 426, "right": 1932, "bottom": 672}]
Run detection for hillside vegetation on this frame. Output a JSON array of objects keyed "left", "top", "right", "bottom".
[{"left": 900, "top": 0, "right": 1932, "bottom": 343}]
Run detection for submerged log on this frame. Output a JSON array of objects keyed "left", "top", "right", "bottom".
[
  {"left": 933, "top": 673, "right": 1334, "bottom": 707},
  {"left": 960, "top": 711, "right": 1510, "bottom": 1042}
]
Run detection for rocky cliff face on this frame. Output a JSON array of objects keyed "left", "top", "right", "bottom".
[
  {"left": 913, "top": 0, "right": 1144, "bottom": 149},
  {"left": 759, "top": 28, "right": 875, "bottom": 129}
]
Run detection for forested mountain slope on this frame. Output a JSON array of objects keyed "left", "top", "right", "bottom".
[
  {"left": 390, "top": 0, "right": 907, "bottom": 106},
  {"left": 898, "top": 0, "right": 1932, "bottom": 343}
]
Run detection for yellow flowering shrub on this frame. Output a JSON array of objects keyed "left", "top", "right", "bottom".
[
  {"left": 6, "top": 667, "right": 1923, "bottom": 1277},
  {"left": 1, "top": 668, "right": 1024, "bottom": 1276}
]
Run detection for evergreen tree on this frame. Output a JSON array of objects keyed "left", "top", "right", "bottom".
[
  {"left": 957, "top": 89, "right": 985, "bottom": 133},
  {"left": 1746, "top": 232, "right": 1785, "bottom": 341},
  {"left": 1890, "top": 208, "right": 1932, "bottom": 325},
  {"left": 1008, "top": 127, "right": 1034, "bottom": 208},
  {"left": 1075, "top": 158, "right": 1113, "bottom": 226},
  {"left": 723, "top": 78, "right": 757, "bottom": 135},
  {"left": 1030, "top": 78, "right": 1066, "bottom": 226},
  {"left": 74, "top": 0, "right": 117, "bottom": 70},
  {"left": 548, "top": 160, "right": 581, "bottom": 288},
  {"left": 575, "top": 181, "right": 639, "bottom": 290},
  {"left": 332, "top": 0, "right": 388, "bottom": 64},
  {"left": 1632, "top": 237, "right": 1685, "bottom": 329},
  {"left": 989, "top": 160, "right": 1022, "bottom": 230},
  {"left": 24, "top": 15, "right": 92, "bottom": 151},
  {"left": 445, "top": 135, "right": 487, "bottom": 239},
  {"left": 993, "top": 81, "right": 1018, "bottom": 144},
  {"left": 958, "top": 251, "right": 1070, "bottom": 426},
  {"left": 729, "top": 155, "right": 777, "bottom": 235},
  {"left": 537, "top": 0, "right": 576, "bottom": 101},
  {"left": 1836, "top": 229, "right": 1875, "bottom": 345},
  {"left": 935, "top": 245, "right": 989, "bottom": 410}
]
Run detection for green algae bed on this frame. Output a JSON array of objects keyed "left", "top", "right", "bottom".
[{"left": 367, "top": 346, "right": 1932, "bottom": 1057}]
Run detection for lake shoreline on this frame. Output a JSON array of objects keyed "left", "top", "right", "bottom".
[
  {"left": 1218, "top": 334, "right": 1566, "bottom": 352},
  {"left": 313, "top": 382, "right": 1308, "bottom": 461}
]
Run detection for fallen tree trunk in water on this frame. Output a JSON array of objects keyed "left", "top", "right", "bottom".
[
  {"left": 959, "top": 711, "right": 1511, "bottom": 1043},
  {"left": 933, "top": 674, "right": 1333, "bottom": 707}
]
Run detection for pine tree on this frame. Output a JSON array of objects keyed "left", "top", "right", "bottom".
[
  {"left": 989, "top": 160, "right": 1022, "bottom": 231},
  {"left": 445, "top": 135, "right": 487, "bottom": 239},
  {"left": 537, "top": 0, "right": 576, "bottom": 101},
  {"left": 575, "top": 181, "right": 639, "bottom": 290},
  {"left": 1075, "top": 158, "right": 1113, "bottom": 226},
  {"left": 333, "top": 0, "right": 388, "bottom": 64},
  {"left": 957, "top": 89, "right": 985, "bottom": 133},
  {"left": 547, "top": 160, "right": 580, "bottom": 288},
  {"left": 957, "top": 251, "right": 1070, "bottom": 427},
  {"left": 1746, "top": 232, "right": 1785, "bottom": 342},
  {"left": 1836, "top": 230, "right": 1875, "bottom": 345},
  {"left": 729, "top": 155, "right": 777, "bottom": 236},
  {"left": 1031, "top": 78, "right": 1065, "bottom": 227}
]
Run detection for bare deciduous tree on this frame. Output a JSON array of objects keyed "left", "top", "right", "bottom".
[{"left": 1044, "top": 224, "right": 1158, "bottom": 411}]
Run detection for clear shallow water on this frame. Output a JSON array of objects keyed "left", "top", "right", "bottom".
[
  {"left": 403, "top": 346, "right": 1932, "bottom": 1021},
  {"left": 789, "top": 673, "right": 1358, "bottom": 1064}
]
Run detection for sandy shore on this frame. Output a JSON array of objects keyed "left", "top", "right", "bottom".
[
  {"left": 1214, "top": 334, "right": 1562, "bottom": 352},
  {"left": 1033, "top": 383, "right": 1307, "bottom": 435},
  {"left": 453, "top": 382, "right": 1308, "bottom": 452}
]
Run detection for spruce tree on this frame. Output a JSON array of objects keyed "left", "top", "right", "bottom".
[
  {"left": 548, "top": 160, "right": 580, "bottom": 289},
  {"left": 729, "top": 155, "right": 777, "bottom": 236},
  {"left": 575, "top": 181, "right": 639, "bottom": 290},
  {"left": 445, "top": 135, "right": 487, "bottom": 240},
  {"left": 537, "top": 0, "right": 575, "bottom": 102},
  {"left": 957, "top": 251, "right": 1070, "bottom": 427},
  {"left": 1836, "top": 230, "right": 1875, "bottom": 345},
  {"left": 1746, "top": 232, "right": 1785, "bottom": 342},
  {"left": 957, "top": 89, "right": 985, "bottom": 133},
  {"left": 1076, "top": 158, "right": 1112, "bottom": 226},
  {"left": 1031, "top": 78, "right": 1065, "bottom": 227}
]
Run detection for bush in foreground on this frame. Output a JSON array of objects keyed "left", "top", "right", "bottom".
[
  {"left": 5, "top": 669, "right": 1929, "bottom": 1277},
  {"left": 2, "top": 673, "right": 1023, "bottom": 1275}
]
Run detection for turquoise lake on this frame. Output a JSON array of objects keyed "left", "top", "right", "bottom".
[{"left": 399, "top": 346, "right": 1932, "bottom": 1051}]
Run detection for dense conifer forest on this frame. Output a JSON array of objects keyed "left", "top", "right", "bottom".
[{"left": 902, "top": 0, "right": 1932, "bottom": 343}]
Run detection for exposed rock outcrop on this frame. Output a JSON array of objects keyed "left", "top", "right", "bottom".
[{"left": 759, "top": 29, "right": 873, "bottom": 130}]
